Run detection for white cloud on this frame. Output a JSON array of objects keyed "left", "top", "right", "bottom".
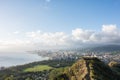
[
  {"left": 89, "top": 33, "right": 102, "bottom": 42},
  {"left": 0, "top": 24, "right": 120, "bottom": 52},
  {"left": 72, "top": 28, "right": 94, "bottom": 42},
  {"left": 26, "top": 31, "right": 69, "bottom": 46},
  {"left": 100, "top": 25, "right": 120, "bottom": 43},
  {"left": 102, "top": 24, "right": 117, "bottom": 33}
]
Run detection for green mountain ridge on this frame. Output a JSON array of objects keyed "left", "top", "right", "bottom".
[
  {"left": 0, "top": 57, "right": 120, "bottom": 80},
  {"left": 50, "top": 57, "right": 120, "bottom": 80}
]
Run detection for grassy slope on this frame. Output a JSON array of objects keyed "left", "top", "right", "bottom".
[
  {"left": 0, "top": 59, "right": 77, "bottom": 80},
  {"left": 49, "top": 57, "right": 120, "bottom": 80},
  {"left": 24, "top": 65, "right": 52, "bottom": 72}
]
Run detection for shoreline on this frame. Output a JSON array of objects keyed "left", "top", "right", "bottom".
[{"left": 0, "top": 52, "right": 49, "bottom": 67}]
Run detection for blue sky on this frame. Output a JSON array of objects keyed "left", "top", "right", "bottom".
[
  {"left": 0, "top": 0, "right": 120, "bottom": 51},
  {"left": 0, "top": 0, "right": 120, "bottom": 32}
]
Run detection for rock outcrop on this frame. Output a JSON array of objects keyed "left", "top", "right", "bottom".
[{"left": 53, "top": 57, "right": 120, "bottom": 80}]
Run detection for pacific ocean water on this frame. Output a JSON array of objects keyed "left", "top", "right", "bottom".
[{"left": 0, "top": 52, "right": 48, "bottom": 67}]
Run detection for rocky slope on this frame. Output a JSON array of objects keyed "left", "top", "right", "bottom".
[{"left": 52, "top": 57, "right": 120, "bottom": 80}]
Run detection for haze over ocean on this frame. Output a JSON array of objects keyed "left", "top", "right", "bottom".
[{"left": 0, "top": 52, "right": 48, "bottom": 67}]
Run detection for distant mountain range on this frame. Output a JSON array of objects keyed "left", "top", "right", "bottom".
[{"left": 77, "top": 45, "right": 120, "bottom": 53}]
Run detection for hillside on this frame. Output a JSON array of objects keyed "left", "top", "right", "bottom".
[
  {"left": 0, "top": 59, "right": 76, "bottom": 80},
  {"left": 0, "top": 57, "right": 120, "bottom": 80},
  {"left": 50, "top": 57, "right": 120, "bottom": 80},
  {"left": 109, "top": 61, "right": 120, "bottom": 76}
]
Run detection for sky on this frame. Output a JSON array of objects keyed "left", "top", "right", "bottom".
[{"left": 0, "top": 0, "right": 120, "bottom": 52}]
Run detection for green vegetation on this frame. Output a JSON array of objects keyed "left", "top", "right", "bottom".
[
  {"left": 24, "top": 65, "right": 52, "bottom": 72},
  {"left": 0, "top": 57, "right": 120, "bottom": 80},
  {"left": 0, "top": 59, "right": 76, "bottom": 80},
  {"left": 49, "top": 57, "right": 120, "bottom": 80},
  {"left": 109, "top": 61, "right": 120, "bottom": 75},
  {"left": 49, "top": 67, "right": 69, "bottom": 80}
]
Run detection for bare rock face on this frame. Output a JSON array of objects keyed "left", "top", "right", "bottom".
[{"left": 53, "top": 57, "right": 120, "bottom": 80}]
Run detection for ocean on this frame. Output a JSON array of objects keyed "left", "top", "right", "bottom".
[{"left": 0, "top": 52, "right": 48, "bottom": 67}]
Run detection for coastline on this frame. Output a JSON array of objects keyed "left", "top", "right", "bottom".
[{"left": 0, "top": 52, "right": 49, "bottom": 67}]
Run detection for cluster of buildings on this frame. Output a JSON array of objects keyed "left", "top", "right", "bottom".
[
  {"left": 29, "top": 50, "right": 80, "bottom": 60},
  {"left": 82, "top": 52, "right": 120, "bottom": 63},
  {"left": 30, "top": 50, "right": 120, "bottom": 63}
]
